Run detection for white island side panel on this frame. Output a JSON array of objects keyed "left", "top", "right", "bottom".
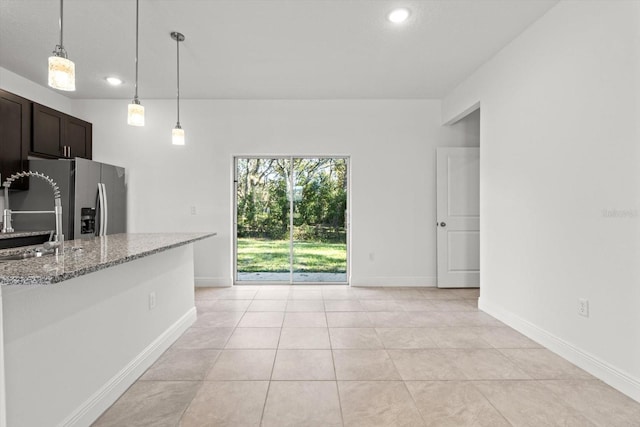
[{"left": 1, "top": 244, "right": 196, "bottom": 427}]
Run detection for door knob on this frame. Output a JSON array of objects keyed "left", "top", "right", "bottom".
[{"left": 440, "top": 222, "right": 446, "bottom": 227}]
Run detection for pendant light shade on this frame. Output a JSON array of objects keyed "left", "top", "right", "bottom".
[
  {"left": 127, "top": 101, "right": 145, "bottom": 127},
  {"left": 48, "top": 0, "right": 75, "bottom": 91},
  {"left": 48, "top": 55, "right": 75, "bottom": 91},
  {"left": 171, "top": 31, "right": 185, "bottom": 145},
  {"left": 172, "top": 125, "right": 185, "bottom": 146},
  {"left": 128, "top": 0, "right": 144, "bottom": 126}
]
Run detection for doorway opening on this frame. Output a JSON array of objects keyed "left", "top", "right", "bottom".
[
  {"left": 234, "top": 157, "right": 349, "bottom": 284},
  {"left": 437, "top": 107, "right": 480, "bottom": 288}
]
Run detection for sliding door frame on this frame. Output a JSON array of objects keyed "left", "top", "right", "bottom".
[{"left": 233, "top": 155, "right": 351, "bottom": 285}]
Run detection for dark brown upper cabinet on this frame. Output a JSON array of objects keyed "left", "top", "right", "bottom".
[
  {"left": 65, "top": 116, "right": 92, "bottom": 159},
  {"left": 0, "top": 90, "right": 31, "bottom": 190},
  {"left": 31, "top": 103, "right": 92, "bottom": 160},
  {"left": 32, "top": 103, "right": 64, "bottom": 158},
  {"left": 0, "top": 90, "right": 92, "bottom": 189}
]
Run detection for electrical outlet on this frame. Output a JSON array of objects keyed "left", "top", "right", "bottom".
[
  {"left": 190, "top": 206, "right": 197, "bottom": 215},
  {"left": 149, "top": 292, "right": 157, "bottom": 310},
  {"left": 578, "top": 298, "right": 589, "bottom": 317}
]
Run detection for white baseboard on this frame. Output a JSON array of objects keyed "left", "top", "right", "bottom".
[
  {"left": 61, "top": 308, "right": 197, "bottom": 427},
  {"left": 479, "top": 297, "right": 640, "bottom": 403},
  {"left": 195, "top": 276, "right": 231, "bottom": 287},
  {"left": 350, "top": 276, "right": 437, "bottom": 287}
]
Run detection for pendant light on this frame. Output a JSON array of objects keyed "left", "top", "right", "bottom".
[
  {"left": 48, "top": 0, "right": 75, "bottom": 91},
  {"left": 171, "top": 31, "right": 185, "bottom": 145},
  {"left": 127, "top": 0, "right": 144, "bottom": 126}
]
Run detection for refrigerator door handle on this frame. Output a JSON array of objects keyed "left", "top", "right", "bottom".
[
  {"left": 97, "top": 183, "right": 105, "bottom": 236},
  {"left": 102, "top": 183, "right": 109, "bottom": 235}
]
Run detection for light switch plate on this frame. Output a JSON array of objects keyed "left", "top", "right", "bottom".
[
  {"left": 578, "top": 298, "right": 589, "bottom": 317},
  {"left": 149, "top": 292, "right": 157, "bottom": 310}
]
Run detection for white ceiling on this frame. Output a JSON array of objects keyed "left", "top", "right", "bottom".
[{"left": 0, "top": 0, "right": 558, "bottom": 100}]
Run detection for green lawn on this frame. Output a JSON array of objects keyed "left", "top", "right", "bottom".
[{"left": 237, "top": 238, "right": 347, "bottom": 273}]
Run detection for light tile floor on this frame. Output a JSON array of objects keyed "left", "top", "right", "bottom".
[{"left": 93, "top": 285, "right": 640, "bottom": 426}]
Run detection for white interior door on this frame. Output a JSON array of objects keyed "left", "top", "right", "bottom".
[{"left": 436, "top": 147, "right": 480, "bottom": 288}]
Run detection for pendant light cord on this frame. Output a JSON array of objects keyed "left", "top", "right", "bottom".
[
  {"left": 134, "top": 0, "right": 140, "bottom": 102},
  {"left": 59, "top": 0, "right": 64, "bottom": 48},
  {"left": 176, "top": 34, "right": 181, "bottom": 126},
  {"left": 170, "top": 31, "right": 185, "bottom": 131},
  {"left": 54, "top": 0, "right": 67, "bottom": 57}
]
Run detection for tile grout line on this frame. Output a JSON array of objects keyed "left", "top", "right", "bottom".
[
  {"left": 258, "top": 306, "right": 286, "bottom": 426},
  {"left": 248, "top": 287, "right": 275, "bottom": 426},
  {"left": 174, "top": 293, "right": 229, "bottom": 426},
  {"left": 469, "top": 380, "right": 516, "bottom": 426},
  {"left": 400, "top": 377, "right": 429, "bottom": 426},
  {"left": 176, "top": 379, "right": 205, "bottom": 425},
  {"left": 325, "top": 299, "right": 347, "bottom": 426}
]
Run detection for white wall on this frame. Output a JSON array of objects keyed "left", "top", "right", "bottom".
[
  {"left": 0, "top": 66, "right": 479, "bottom": 287},
  {"left": 443, "top": 0, "right": 640, "bottom": 401},
  {"left": 445, "top": 108, "right": 480, "bottom": 147},
  {"left": 74, "top": 98, "right": 463, "bottom": 286},
  {"left": 0, "top": 67, "right": 77, "bottom": 118}
]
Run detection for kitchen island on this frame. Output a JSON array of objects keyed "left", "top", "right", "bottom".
[{"left": 0, "top": 232, "right": 215, "bottom": 427}]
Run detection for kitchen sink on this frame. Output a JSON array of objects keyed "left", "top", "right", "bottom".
[
  {"left": 0, "top": 232, "right": 51, "bottom": 249},
  {"left": 0, "top": 250, "right": 49, "bottom": 261},
  {"left": 0, "top": 241, "right": 67, "bottom": 262}
]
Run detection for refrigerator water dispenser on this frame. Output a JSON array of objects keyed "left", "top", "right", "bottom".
[{"left": 81, "top": 208, "right": 96, "bottom": 235}]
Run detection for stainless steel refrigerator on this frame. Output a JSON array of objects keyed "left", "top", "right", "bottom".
[{"left": 10, "top": 158, "right": 126, "bottom": 239}]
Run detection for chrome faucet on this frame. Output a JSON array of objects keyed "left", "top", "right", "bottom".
[{"left": 2, "top": 171, "right": 64, "bottom": 252}]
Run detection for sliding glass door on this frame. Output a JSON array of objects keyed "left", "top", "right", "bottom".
[
  {"left": 235, "top": 158, "right": 291, "bottom": 282},
  {"left": 292, "top": 158, "right": 348, "bottom": 283},
  {"left": 235, "top": 157, "right": 348, "bottom": 284}
]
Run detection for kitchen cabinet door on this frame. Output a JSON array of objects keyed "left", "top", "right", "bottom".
[
  {"left": 66, "top": 116, "right": 92, "bottom": 159},
  {"left": 32, "top": 103, "right": 64, "bottom": 158},
  {"left": 0, "top": 90, "right": 30, "bottom": 190},
  {"left": 32, "top": 103, "right": 93, "bottom": 160}
]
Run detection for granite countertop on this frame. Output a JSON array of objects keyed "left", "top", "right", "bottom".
[
  {"left": 0, "top": 230, "right": 53, "bottom": 240},
  {"left": 0, "top": 232, "right": 216, "bottom": 286}
]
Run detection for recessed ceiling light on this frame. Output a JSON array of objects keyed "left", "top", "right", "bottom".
[
  {"left": 105, "top": 76, "right": 123, "bottom": 86},
  {"left": 388, "top": 8, "right": 410, "bottom": 24}
]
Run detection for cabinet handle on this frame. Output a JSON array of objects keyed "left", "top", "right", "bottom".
[{"left": 68, "top": 146, "right": 71, "bottom": 158}]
